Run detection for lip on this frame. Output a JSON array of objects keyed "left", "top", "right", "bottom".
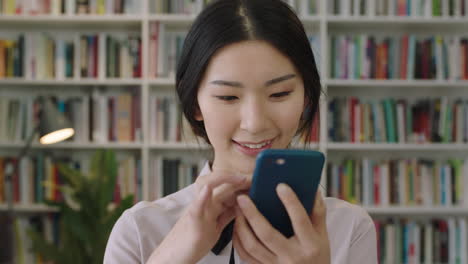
[
  {"left": 233, "top": 138, "right": 275, "bottom": 157},
  {"left": 234, "top": 138, "right": 274, "bottom": 145}
]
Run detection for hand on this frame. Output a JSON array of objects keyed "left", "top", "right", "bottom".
[
  {"left": 147, "top": 171, "right": 250, "bottom": 264},
  {"left": 233, "top": 184, "right": 330, "bottom": 264}
]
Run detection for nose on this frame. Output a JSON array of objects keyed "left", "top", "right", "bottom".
[{"left": 239, "top": 98, "right": 271, "bottom": 134}]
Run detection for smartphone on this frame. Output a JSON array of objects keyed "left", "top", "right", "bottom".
[{"left": 248, "top": 149, "right": 325, "bottom": 238}]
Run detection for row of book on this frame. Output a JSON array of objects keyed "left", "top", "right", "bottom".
[
  {"left": 329, "top": 0, "right": 468, "bottom": 17},
  {"left": 0, "top": 37, "right": 24, "bottom": 78},
  {"left": 327, "top": 157, "right": 468, "bottom": 207},
  {"left": 0, "top": 90, "right": 142, "bottom": 144},
  {"left": 330, "top": 34, "right": 468, "bottom": 81},
  {"left": 149, "top": 156, "right": 204, "bottom": 200},
  {"left": 0, "top": 33, "right": 142, "bottom": 80},
  {"left": 104, "top": 34, "right": 142, "bottom": 79},
  {"left": 147, "top": 93, "right": 320, "bottom": 144},
  {"left": 300, "top": 105, "right": 320, "bottom": 143},
  {"left": 12, "top": 214, "right": 59, "bottom": 264},
  {"left": 148, "top": 22, "right": 186, "bottom": 79},
  {"left": 308, "top": 35, "right": 321, "bottom": 74},
  {"left": 149, "top": 22, "right": 321, "bottom": 78},
  {"left": 6, "top": 94, "right": 468, "bottom": 145},
  {"left": 1, "top": 30, "right": 318, "bottom": 81},
  {"left": 149, "top": 94, "right": 188, "bottom": 143},
  {"left": 0, "top": 0, "right": 141, "bottom": 15},
  {"left": 151, "top": 0, "right": 319, "bottom": 16},
  {"left": 0, "top": 153, "right": 142, "bottom": 205},
  {"left": 10, "top": 214, "right": 468, "bottom": 264},
  {"left": 152, "top": 0, "right": 207, "bottom": 15},
  {"left": 281, "top": 0, "right": 319, "bottom": 16},
  {"left": 375, "top": 218, "right": 467, "bottom": 264},
  {"left": 328, "top": 97, "right": 468, "bottom": 144},
  {"left": 0, "top": 152, "right": 202, "bottom": 207}
]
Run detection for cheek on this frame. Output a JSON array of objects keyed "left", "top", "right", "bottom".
[
  {"left": 200, "top": 102, "right": 237, "bottom": 142},
  {"left": 274, "top": 99, "right": 304, "bottom": 134}
]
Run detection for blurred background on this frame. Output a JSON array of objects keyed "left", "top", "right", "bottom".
[{"left": 0, "top": 0, "right": 467, "bottom": 263}]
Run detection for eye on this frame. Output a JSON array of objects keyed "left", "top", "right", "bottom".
[
  {"left": 216, "top": 96, "right": 238, "bottom": 101},
  {"left": 270, "top": 91, "right": 292, "bottom": 98}
]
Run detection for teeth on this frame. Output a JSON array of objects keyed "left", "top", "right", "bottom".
[{"left": 240, "top": 141, "right": 270, "bottom": 149}]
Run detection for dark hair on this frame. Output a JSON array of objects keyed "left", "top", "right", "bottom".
[{"left": 176, "top": 0, "right": 321, "bottom": 144}]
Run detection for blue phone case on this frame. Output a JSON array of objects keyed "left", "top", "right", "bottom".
[{"left": 248, "top": 149, "right": 325, "bottom": 238}]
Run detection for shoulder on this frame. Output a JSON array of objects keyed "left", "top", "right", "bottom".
[
  {"left": 104, "top": 185, "right": 195, "bottom": 263},
  {"left": 324, "top": 197, "right": 375, "bottom": 245},
  {"left": 127, "top": 184, "right": 195, "bottom": 231}
]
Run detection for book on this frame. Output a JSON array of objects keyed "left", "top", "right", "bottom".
[{"left": 327, "top": 157, "right": 468, "bottom": 207}]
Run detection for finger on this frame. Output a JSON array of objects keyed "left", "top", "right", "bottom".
[
  {"left": 196, "top": 173, "right": 245, "bottom": 193},
  {"left": 234, "top": 208, "right": 276, "bottom": 263},
  {"left": 233, "top": 232, "right": 263, "bottom": 264},
  {"left": 310, "top": 189, "right": 327, "bottom": 234},
  {"left": 236, "top": 195, "right": 289, "bottom": 254},
  {"left": 217, "top": 206, "right": 236, "bottom": 231},
  {"left": 276, "top": 183, "right": 315, "bottom": 241},
  {"left": 196, "top": 172, "right": 248, "bottom": 213},
  {"left": 205, "top": 173, "right": 246, "bottom": 190},
  {"left": 191, "top": 185, "right": 212, "bottom": 218},
  {"left": 213, "top": 182, "right": 251, "bottom": 209}
]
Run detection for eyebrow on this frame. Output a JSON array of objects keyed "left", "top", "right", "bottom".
[{"left": 209, "top": 74, "right": 296, "bottom": 88}]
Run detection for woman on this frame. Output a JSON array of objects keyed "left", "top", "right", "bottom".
[{"left": 104, "top": 0, "right": 377, "bottom": 263}]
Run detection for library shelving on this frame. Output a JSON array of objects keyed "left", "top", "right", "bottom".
[
  {"left": 0, "top": 0, "right": 465, "bottom": 204},
  {"left": 1, "top": 2, "right": 468, "bottom": 261}
]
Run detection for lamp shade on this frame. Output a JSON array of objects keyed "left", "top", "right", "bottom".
[{"left": 39, "top": 97, "right": 75, "bottom": 145}]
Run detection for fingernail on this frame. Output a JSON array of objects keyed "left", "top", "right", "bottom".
[
  {"left": 232, "top": 174, "right": 245, "bottom": 182},
  {"left": 237, "top": 195, "right": 248, "bottom": 208},
  {"left": 277, "top": 183, "right": 290, "bottom": 194}
]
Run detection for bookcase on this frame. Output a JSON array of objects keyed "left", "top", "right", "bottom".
[{"left": 1, "top": 0, "right": 468, "bottom": 262}]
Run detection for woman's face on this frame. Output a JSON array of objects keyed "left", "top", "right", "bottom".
[{"left": 196, "top": 40, "right": 305, "bottom": 176}]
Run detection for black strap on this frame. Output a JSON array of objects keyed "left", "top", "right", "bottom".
[
  {"left": 212, "top": 220, "right": 235, "bottom": 263},
  {"left": 212, "top": 220, "right": 234, "bottom": 255},
  {"left": 229, "top": 245, "right": 235, "bottom": 264}
]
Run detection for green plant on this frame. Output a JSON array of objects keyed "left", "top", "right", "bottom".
[{"left": 28, "top": 149, "right": 134, "bottom": 264}]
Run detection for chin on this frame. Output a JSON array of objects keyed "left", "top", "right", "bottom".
[{"left": 236, "top": 158, "right": 256, "bottom": 176}]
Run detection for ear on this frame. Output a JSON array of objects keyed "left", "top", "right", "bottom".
[{"left": 194, "top": 107, "right": 204, "bottom": 121}]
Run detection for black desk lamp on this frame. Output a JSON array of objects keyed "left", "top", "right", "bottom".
[{"left": 0, "top": 96, "right": 75, "bottom": 264}]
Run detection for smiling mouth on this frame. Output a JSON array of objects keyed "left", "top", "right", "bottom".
[{"left": 233, "top": 139, "right": 274, "bottom": 149}]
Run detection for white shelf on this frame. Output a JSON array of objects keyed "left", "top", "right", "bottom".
[
  {"left": 366, "top": 206, "right": 468, "bottom": 216},
  {"left": 326, "top": 16, "right": 468, "bottom": 32},
  {"left": 327, "top": 143, "right": 468, "bottom": 151},
  {"left": 0, "top": 15, "right": 143, "bottom": 30},
  {"left": 0, "top": 14, "right": 142, "bottom": 21},
  {"left": 326, "top": 79, "right": 468, "bottom": 88},
  {"left": 148, "top": 14, "right": 321, "bottom": 27},
  {"left": 148, "top": 77, "right": 176, "bottom": 86},
  {"left": 148, "top": 14, "right": 197, "bottom": 26},
  {"left": 149, "top": 142, "right": 210, "bottom": 150},
  {"left": 298, "top": 15, "right": 322, "bottom": 26},
  {"left": 0, "top": 204, "right": 58, "bottom": 213},
  {"left": 0, "top": 142, "right": 144, "bottom": 150},
  {"left": 301, "top": 15, "right": 322, "bottom": 21},
  {"left": 0, "top": 78, "right": 143, "bottom": 86},
  {"left": 2, "top": 1, "right": 468, "bottom": 218},
  {"left": 327, "top": 15, "right": 468, "bottom": 25}
]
